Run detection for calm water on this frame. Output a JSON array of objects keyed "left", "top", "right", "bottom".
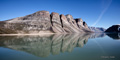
[{"left": 0, "top": 33, "right": 120, "bottom": 60}]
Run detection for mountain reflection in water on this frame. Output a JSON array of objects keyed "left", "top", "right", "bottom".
[
  {"left": 106, "top": 33, "right": 120, "bottom": 40},
  {"left": 0, "top": 33, "right": 119, "bottom": 58},
  {"left": 0, "top": 33, "right": 106, "bottom": 57}
]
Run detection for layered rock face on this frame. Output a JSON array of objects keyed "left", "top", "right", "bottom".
[{"left": 0, "top": 11, "right": 92, "bottom": 34}]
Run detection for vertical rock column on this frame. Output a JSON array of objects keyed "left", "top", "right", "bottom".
[
  {"left": 75, "top": 18, "right": 91, "bottom": 32},
  {"left": 66, "top": 14, "right": 80, "bottom": 32},
  {"left": 60, "top": 14, "right": 76, "bottom": 33},
  {"left": 83, "top": 21, "right": 89, "bottom": 29},
  {"left": 51, "top": 12, "right": 65, "bottom": 33},
  {"left": 75, "top": 18, "right": 84, "bottom": 28}
]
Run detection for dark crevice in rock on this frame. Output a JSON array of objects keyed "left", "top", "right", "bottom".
[
  {"left": 49, "top": 27, "right": 55, "bottom": 33},
  {"left": 50, "top": 15, "right": 53, "bottom": 26},
  {"left": 83, "top": 21, "right": 85, "bottom": 26},
  {"left": 74, "top": 19, "right": 79, "bottom": 28},
  {"left": 60, "top": 15, "right": 63, "bottom": 28},
  {"left": 75, "top": 19, "right": 79, "bottom": 23}
]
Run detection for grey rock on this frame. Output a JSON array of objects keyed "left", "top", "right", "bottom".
[
  {"left": 0, "top": 10, "right": 92, "bottom": 34},
  {"left": 75, "top": 18, "right": 84, "bottom": 28},
  {"left": 83, "top": 21, "right": 88, "bottom": 29},
  {"left": 51, "top": 12, "right": 65, "bottom": 33},
  {"left": 60, "top": 14, "right": 80, "bottom": 33},
  {"left": 66, "top": 14, "right": 80, "bottom": 32},
  {"left": 89, "top": 27, "right": 106, "bottom": 32}
]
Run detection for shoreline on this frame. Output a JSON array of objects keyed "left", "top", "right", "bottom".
[
  {"left": 0, "top": 32, "right": 94, "bottom": 36},
  {"left": 0, "top": 33, "right": 56, "bottom": 36}
]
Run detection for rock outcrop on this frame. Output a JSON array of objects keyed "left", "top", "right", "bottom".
[
  {"left": 0, "top": 11, "right": 92, "bottom": 34},
  {"left": 50, "top": 12, "right": 65, "bottom": 33},
  {"left": 105, "top": 25, "right": 120, "bottom": 33}
]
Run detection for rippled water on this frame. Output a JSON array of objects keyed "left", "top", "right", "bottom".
[{"left": 0, "top": 33, "right": 120, "bottom": 60}]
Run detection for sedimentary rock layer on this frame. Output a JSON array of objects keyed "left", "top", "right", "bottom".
[{"left": 0, "top": 11, "right": 92, "bottom": 34}]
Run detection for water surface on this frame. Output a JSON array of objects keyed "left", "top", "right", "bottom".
[{"left": 0, "top": 33, "right": 120, "bottom": 60}]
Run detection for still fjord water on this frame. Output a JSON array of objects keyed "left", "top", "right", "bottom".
[{"left": 0, "top": 33, "right": 120, "bottom": 60}]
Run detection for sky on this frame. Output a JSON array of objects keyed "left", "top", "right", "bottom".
[{"left": 0, "top": 0, "right": 120, "bottom": 29}]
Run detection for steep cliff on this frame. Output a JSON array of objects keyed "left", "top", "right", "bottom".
[{"left": 0, "top": 11, "right": 92, "bottom": 34}]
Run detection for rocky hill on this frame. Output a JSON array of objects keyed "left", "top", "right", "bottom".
[
  {"left": 89, "top": 27, "right": 106, "bottom": 32},
  {"left": 105, "top": 24, "right": 120, "bottom": 33},
  {"left": 0, "top": 11, "right": 92, "bottom": 34}
]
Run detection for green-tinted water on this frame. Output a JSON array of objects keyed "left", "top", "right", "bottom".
[{"left": 0, "top": 33, "right": 120, "bottom": 60}]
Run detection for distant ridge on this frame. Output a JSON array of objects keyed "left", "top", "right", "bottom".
[{"left": 88, "top": 26, "right": 106, "bottom": 32}]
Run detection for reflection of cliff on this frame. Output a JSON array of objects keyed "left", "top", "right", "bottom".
[{"left": 0, "top": 34, "right": 91, "bottom": 57}]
